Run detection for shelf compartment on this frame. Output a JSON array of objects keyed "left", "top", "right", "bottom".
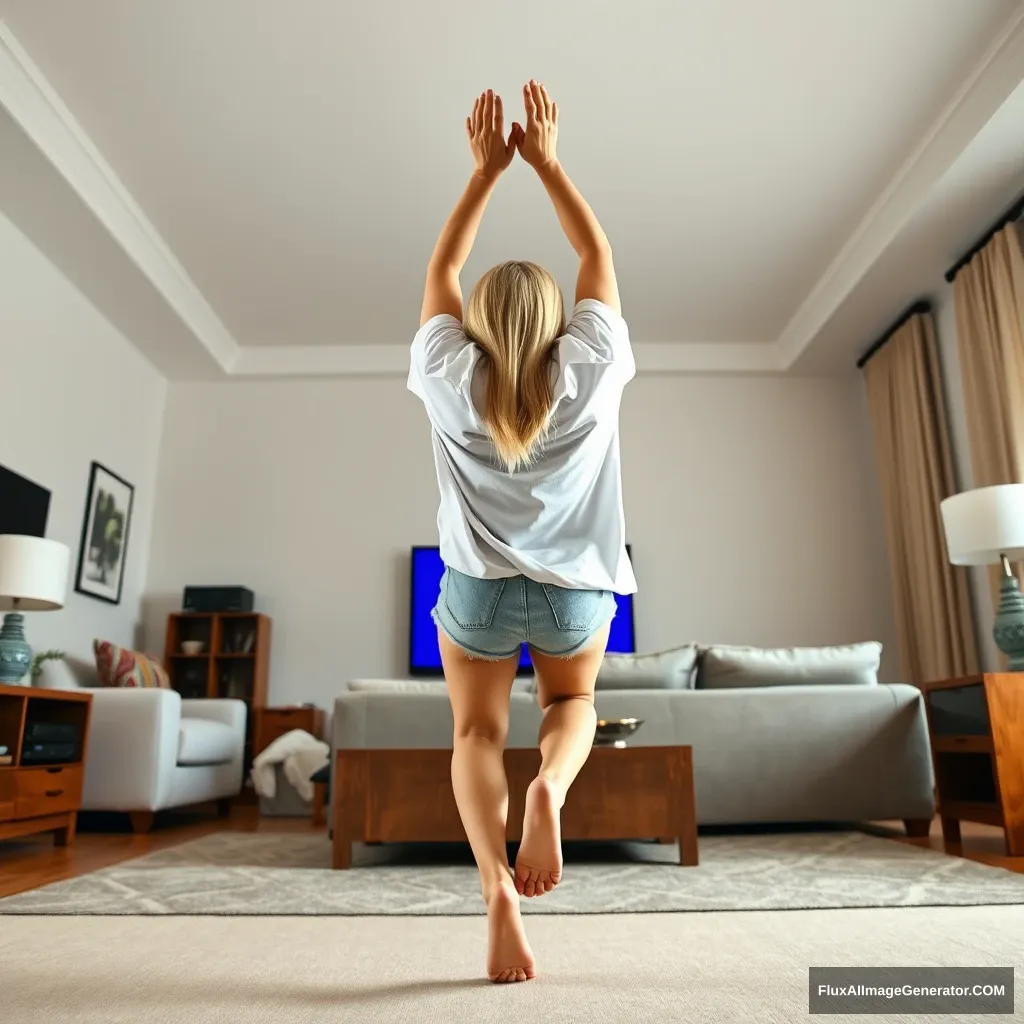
[
  {"left": 939, "top": 800, "right": 1004, "bottom": 828},
  {"left": 926, "top": 683, "right": 989, "bottom": 736},
  {"left": 0, "top": 694, "right": 28, "bottom": 766},
  {"left": 934, "top": 750, "right": 998, "bottom": 806}
]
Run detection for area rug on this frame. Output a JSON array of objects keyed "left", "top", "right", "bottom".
[
  {"left": 3, "top": 830, "right": 1024, "bottom": 916},
  {"left": 2, "top": 906, "right": 1021, "bottom": 1023}
]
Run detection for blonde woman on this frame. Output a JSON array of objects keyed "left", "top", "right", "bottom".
[{"left": 409, "top": 81, "right": 636, "bottom": 983}]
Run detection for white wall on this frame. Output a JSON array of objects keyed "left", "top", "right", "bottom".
[
  {"left": 0, "top": 211, "right": 167, "bottom": 668},
  {"left": 147, "top": 372, "right": 900, "bottom": 710}
]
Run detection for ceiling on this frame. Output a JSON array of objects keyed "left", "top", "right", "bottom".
[{"left": 0, "top": 0, "right": 1022, "bottom": 377}]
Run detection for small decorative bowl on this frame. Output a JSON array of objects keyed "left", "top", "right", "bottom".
[
  {"left": 594, "top": 718, "right": 644, "bottom": 749},
  {"left": 181, "top": 640, "right": 206, "bottom": 655}
]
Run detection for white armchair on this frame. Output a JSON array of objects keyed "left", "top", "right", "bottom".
[{"left": 38, "top": 659, "right": 246, "bottom": 832}]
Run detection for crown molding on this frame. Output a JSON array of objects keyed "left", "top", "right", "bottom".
[
  {"left": 0, "top": 20, "right": 241, "bottom": 373},
  {"left": 774, "top": 6, "right": 1024, "bottom": 369},
  {"left": 1, "top": 13, "right": 1019, "bottom": 380},
  {"left": 230, "top": 339, "right": 782, "bottom": 378}
]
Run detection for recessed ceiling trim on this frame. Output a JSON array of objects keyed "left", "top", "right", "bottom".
[
  {"left": 0, "top": 20, "right": 240, "bottom": 373},
  {"left": 773, "top": 6, "right": 1024, "bottom": 370},
  {"left": 1, "top": 12, "right": 1020, "bottom": 380},
  {"left": 229, "top": 340, "right": 782, "bottom": 378}
]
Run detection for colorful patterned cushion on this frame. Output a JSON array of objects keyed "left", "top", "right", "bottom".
[{"left": 93, "top": 639, "right": 171, "bottom": 689}]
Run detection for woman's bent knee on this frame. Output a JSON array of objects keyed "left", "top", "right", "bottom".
[
  {"left": 454, "top": 721, "right": 507, "bottom": 745},
  {"left": 537, "top": 691, "right": 595, "bottom": 712}
]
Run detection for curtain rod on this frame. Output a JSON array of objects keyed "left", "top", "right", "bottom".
[
  {"left": 856, "top": 300, "right": 932, "bottom": 370},
  {"left": 945, "top": 192, "right": 1024, "bottom": 283}
]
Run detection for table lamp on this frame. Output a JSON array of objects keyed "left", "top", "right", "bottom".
[
  {"left": 0, "top": 534, "right": 70, "bottom": 684},
  {"left": 940, "top": 484, "right": 1024, "bottom": 671}
]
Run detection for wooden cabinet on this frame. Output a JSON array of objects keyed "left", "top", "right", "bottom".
[
  {"left": 919, "top": 673, "right": 1024, "bottom": 856},
  {"left": 0, "top": 685, "right": 92, "bottom": 848},
  {"left": 254, "top": 706, "right": 324, "bottom": 756}
]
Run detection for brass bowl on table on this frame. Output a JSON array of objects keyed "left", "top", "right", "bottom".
[{"left": 593, "top": 718, "right": 644, "bottom": 749}]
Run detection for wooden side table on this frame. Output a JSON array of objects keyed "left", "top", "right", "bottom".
[
  {"left": 918, "top": 673, "right": 1024, "bottom": 856},
  {"left": 0, "top": 684, "right": 92, "bottom": 848},
  {"left": 253, "top": 705, "right": 324, "bottom": 756}
]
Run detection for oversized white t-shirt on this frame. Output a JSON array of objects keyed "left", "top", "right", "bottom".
[{"left": 408, "top": 298, "right": 637, "bottom": 594}]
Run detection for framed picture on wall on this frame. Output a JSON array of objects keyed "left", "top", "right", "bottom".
[{"left": 75, "top": 461, "right": 134, "bottom": 605}]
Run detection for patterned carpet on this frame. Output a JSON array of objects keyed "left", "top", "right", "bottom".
[{"left": 4, "top": 829, "right": 1024, "bottom": 916}]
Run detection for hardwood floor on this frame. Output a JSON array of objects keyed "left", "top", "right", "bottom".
[
  {"left": 0, "top": 807, "right": 1021, "bottom": 900},
  {"left": 0, "top": 805, "right": 318, "bottom": 899},
  {"left": 867, "top": 818, "right": 1024, "bottom": 872}
]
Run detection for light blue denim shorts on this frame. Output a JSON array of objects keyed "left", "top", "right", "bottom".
[{"left": 432, "top": 566, "right": 617, "bottom": 661}]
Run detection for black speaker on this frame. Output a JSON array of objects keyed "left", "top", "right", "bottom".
[{"left": 182, "top": 586, "right": 254, "bottom": 613}]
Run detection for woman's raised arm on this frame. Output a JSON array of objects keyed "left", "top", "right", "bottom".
[
  {"left": 517, "top": 81, "right": 620, "bottom": 315},
  {"left": 420, "top": 90, "right": 518, "bottom": 326}
]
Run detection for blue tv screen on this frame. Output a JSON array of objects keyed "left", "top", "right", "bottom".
[{"left": 409, "top": 546, "right": 636, "bottom": 676}]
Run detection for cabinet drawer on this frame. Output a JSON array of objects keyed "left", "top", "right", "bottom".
[
  {"left": 15, "top": 765, "right": 83, "bottom": 818},
  {"left": 261, "top": 709, "right": 315, "bottom": 728}
]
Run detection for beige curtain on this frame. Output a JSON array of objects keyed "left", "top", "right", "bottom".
[
  {"left": 953, "top": 221, "right": 1024, "bottom": 606},
  {"left": 863, "top": 311, "right": 978, "bottom": 684}
]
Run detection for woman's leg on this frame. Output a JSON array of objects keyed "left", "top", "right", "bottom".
[
  {"left": 515, "top": 622, "right": 609, "bottom": 897},
  {"left": 439, "top": 630, "right": 535, "bottom": 983}
]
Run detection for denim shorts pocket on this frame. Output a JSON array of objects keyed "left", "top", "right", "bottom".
[
  {"left": 443, "top": 568, "right": 507, "bottom": 630},
  {"left": 541, "top": 584, "right": 611, "bottom": 631}
]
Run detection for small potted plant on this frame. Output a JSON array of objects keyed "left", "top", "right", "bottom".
[{"left": 30, "top": 649, "right": 66, "bottom": 684}]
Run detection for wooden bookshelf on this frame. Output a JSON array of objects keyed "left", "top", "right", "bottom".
[{"left": 164, "top": 612, "right": 271, "bottom": 776}]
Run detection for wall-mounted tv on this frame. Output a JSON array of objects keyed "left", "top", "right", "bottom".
[
  {"left": 0, "top": 464, "right": 50, "bottom": 537},
  {"left": 409, "top": 545, "right": 636, "bottom": 676}
]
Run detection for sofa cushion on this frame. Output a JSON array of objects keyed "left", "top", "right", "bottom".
[
  {"left": 596, "top": 645, "right": 699, "bottom": 690},
  {"left": 697, "top": 642, "right": 882, "bottom": 689},
  {"left": 178, "top": 718, "right": 237, "bottom": 765},
  {"left": 94, "top": 639, "right": 170, "bottom": 689}
]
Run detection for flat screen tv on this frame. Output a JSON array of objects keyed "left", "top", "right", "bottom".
[
  {"left": 409, "top": 545, "right": 636, "bottom": 676},
  {"left": 0, "top": 464, "right": 50, "bottom": 537}
]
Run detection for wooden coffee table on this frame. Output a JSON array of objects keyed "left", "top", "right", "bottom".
[{"left": 331, "top": 744, "right": 697, "bottom": 869}]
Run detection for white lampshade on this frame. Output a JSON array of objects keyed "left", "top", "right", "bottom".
[
  {"left": 0, "top": 534, "right": 70, "bottom": 611},
  {"left": 940, "top": 484, "right": 1024, "bottom": 567}
]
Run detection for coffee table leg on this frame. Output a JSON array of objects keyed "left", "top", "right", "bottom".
[
  {"left": 332, "top": 751, "right": 369, "bottom": 870},
  {"left": 678, "top": 820, "right": 699, "bottom": 866},
  {"left": 332, "top": 837, "right": 351, "bottom": 869},
  {"left": 312, "top": 782, "right": 327, "bottom": 828},
  {"left": 674, "top": 747, "right": 699, "bottom": 866}
]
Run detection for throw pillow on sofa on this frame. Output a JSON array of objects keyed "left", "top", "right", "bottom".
[
  {"left": 94, "top": 639, "right": 171, "bottom": 689},
  {"left": 596, "top": 644, "right": 699, "bottom": 690},
  {"left": 697, "top": 642, "right": 882, "bottom": 689}
]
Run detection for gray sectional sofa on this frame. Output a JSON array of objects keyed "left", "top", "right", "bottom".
[{"left": 331, "top": 642, "right": 936, "bottom": 830}]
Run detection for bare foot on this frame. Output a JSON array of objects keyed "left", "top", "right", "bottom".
[
  {"left": 486, "top": 880, "right": 536, "bottom": 983},
  {"left": 515, "top": 776, "right": 563, "bottom": 897}
]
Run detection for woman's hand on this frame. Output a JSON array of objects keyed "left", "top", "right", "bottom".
[
  {"left": 517, "top": 80, "right": 558, "bottom": 171},
  {"left": 467, "top": 90, "right": 516, "bottom": 182}
]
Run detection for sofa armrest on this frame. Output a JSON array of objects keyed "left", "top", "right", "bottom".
[
  {"left": 81, "top": 688, "right": 182, "bottom": 811},
  {"left": 181, "top": 698, "right": 247, "bottom": 735}
]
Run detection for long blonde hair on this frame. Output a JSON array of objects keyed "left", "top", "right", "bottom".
[{"left": 464, "top": 261, "right": 565, "bottom": 471}]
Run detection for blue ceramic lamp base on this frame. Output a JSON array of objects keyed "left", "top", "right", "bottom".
[
  {"left": 0, "top": 611, "right": 33, "bottom": 685},
  {"left": 993, "top": 563, "right": 1024, "bottom": 672}
]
